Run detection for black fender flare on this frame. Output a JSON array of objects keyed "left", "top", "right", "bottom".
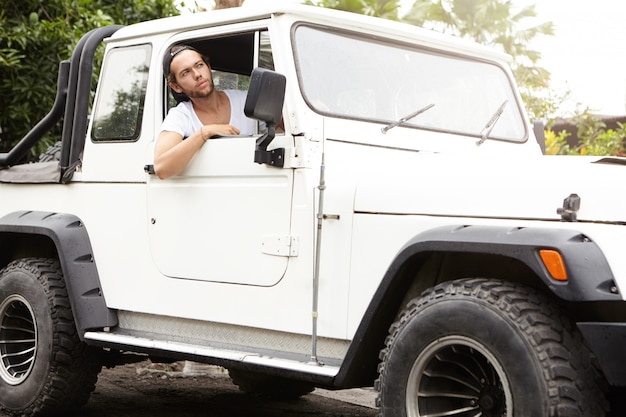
[
  {"left": 394, "top": 224, "right": 618, "bottom": 302},
  {"left": 334, "top": 224, "right": 619, "bottom": 387},
  {"left": 0, "top": 211, "right": 117, "bottom": 337}
]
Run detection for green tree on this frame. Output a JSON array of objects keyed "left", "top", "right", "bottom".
[
  {"left": 304, "top": 0, "right": 401, "bottom": 20},
  {"left": 0, "top": 0, "right": 179, "bottom": 157}
]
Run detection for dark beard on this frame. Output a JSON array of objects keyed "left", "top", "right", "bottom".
[{"left": 183, "top": 80, "right": 214, "bottom": 99}]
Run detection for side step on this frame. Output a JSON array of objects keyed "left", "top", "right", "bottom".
[{"left": 84, "top": 331, "right": 340, "bottom": 378}]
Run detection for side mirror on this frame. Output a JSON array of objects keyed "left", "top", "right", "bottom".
[
  {"left": 244, "top": 68, "right": 287, "bottom": 167},
  {"left": 245, "top": 68, "right": 286, "bottom": 125}
]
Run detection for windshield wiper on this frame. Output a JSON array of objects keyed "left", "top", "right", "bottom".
[
  {"left": 381, "top": 103, "right": 435, "bottom": 134},
  {"left": 476, "top": 100, "right": 508, "bottom": 146}
]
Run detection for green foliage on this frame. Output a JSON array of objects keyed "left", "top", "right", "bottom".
[
  {"left": 545, "top": 109, "right": 626, "bottom": 156},
  {"left": 0, "top": 0, "right": 179, "bottom": 158},
  {"left": 304, "top": 0, "right": 401, "bottom": 20},
  {"left": 544, "top": 129, "right": 571, "bottom": 155}
]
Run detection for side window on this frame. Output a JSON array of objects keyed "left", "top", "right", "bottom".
[{"left": 92, "top": 44, "right": 151, "bottom": 142}]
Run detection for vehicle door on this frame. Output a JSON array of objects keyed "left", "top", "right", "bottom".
[{"left": 147, "top": 30, "right": 294, "bottom": 287}]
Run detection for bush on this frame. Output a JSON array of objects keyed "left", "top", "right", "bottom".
[
  {"left": 545, "top": 110, "right": 626, "bottom": 156},
  {"left": 0, "top": 0, "right": 178, "bottom": 159}
]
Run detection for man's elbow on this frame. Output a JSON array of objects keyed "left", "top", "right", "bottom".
[{"left": 153, "top": 161, "right": 174, "bottom": 180}]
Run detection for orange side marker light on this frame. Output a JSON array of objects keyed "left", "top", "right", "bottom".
[{"left": 539, "top": 249, "right": 568, "bottom": 281}]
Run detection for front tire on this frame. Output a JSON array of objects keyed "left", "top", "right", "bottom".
[
  {"left": 376, "top": 278, "right": 608, "bottom": 417},
  {"left": 0, "top": 258, "right": 101, "bottom": 417}
]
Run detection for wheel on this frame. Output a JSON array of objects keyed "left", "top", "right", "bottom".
[
  {"left": 375, "top": 278, "right": 608, "bottom": 417},
  {"left": 38, "top": 141, "right": 62, "bottom": 162},
  {"left": 0, "top": 258, "right": 101, "bottom": 417},
  {"left": 228, "top": 369, "right": 315, "bottom": 399}
]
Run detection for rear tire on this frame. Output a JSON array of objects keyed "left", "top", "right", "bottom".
[
  {"left": 376, "top": 278, "right": 608, "bottom": 417},
  {"left": 37, "top": 141, "right": 62, "bottom": 162},
  {"left": 0, "top": 258, "right": 101, "bottom": 417}
]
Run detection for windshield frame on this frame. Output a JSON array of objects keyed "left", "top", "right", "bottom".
[{"left": 291, "top": 22, "right": 528, "bottom": 144}]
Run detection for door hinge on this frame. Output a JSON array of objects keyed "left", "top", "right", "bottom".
[{"left": 261, "top": 235, "right": 298, "bottom": 257}]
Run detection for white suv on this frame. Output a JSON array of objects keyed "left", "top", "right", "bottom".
[{"left": 0, "top": 5, "right": 623, "bottom": 417}]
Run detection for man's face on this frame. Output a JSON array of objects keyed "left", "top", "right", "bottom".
[{"left": 169, "top": 49, "right": 214, "bottom": 99}]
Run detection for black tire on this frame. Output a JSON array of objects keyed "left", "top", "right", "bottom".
[
  {"left": 0, "top": 258, "right": 101, "bottom": 417},
  {"left": 375, "top": 278, "right": 608, "bottom": 417},
  {"left": 229, "top": 369, "right": 315, "bottom": 399},
  {"left": 38, "top": 141, "right": 62, "bottom": 163}
]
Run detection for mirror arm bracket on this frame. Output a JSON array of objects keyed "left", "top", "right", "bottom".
[{"left": 254, "top": 124, "right": 285, "bottom": 167}]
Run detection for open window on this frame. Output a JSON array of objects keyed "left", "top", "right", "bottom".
[{"left": 164, "top": 31, "right": 275, "bottom": 118}]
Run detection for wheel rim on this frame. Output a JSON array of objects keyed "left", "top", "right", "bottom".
[
  {"left": 406, "top": 335, "right": 512, "bottom": 417},
  {"left": 0, "top": 295, "right": 37, "bottom": 385}
]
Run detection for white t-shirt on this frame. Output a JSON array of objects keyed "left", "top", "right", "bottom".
[{"left": 160, "top": 90, "right": 256, "bottom": 138}]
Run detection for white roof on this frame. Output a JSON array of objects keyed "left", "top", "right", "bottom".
[{"left": 109, "top": 4, "right": 509, "bottom": 62}]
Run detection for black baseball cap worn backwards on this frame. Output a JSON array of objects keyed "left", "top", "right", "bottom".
[{"left": 163, "top": 45, "right": 200, "bottom": 79}]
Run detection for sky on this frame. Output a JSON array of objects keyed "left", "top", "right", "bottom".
[
  {"left": 524, "top": 1, "right": 626, "bottom": 116},
  {"left": 202, "top": 0, "right": 626, "bottom": 116}
]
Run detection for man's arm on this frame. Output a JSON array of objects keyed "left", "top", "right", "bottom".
[{"left": 153, "top": 124, "right": 239, "bottom": 179}]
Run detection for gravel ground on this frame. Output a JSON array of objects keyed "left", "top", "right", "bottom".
[
  {"left": 2, "top": 360, "right": 625, "bottom": 416},
  {"left": 0, "top": 361, "right": 378, "bottom": 417}
]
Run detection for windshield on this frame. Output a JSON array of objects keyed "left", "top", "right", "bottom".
[{"left": 293, "top": 25, "right": 526, "bottom": 142}]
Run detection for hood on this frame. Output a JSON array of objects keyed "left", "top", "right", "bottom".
[{"left": 352, "top": 154, "right": 626, "bottom": 224}]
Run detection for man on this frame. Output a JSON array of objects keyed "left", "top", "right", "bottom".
[{"left": 153, "top": 45, "right": 257, "bottom": 179}]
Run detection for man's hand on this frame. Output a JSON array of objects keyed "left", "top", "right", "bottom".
[{"left": 201, "top": 124, "right": 240, "bottom": 141}]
